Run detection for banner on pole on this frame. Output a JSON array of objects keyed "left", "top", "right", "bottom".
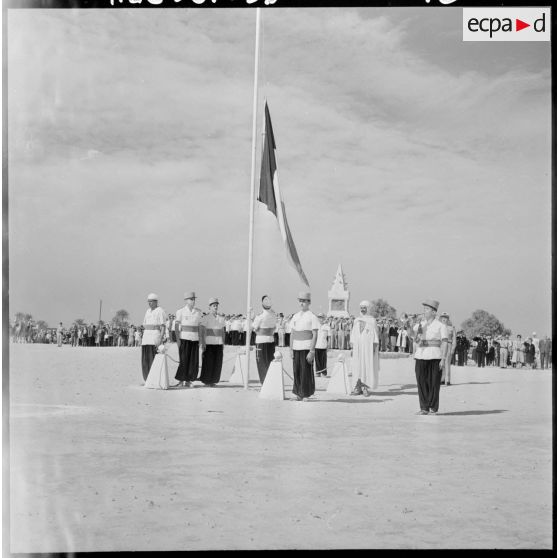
[{"left": 258, "top": 102, "right": 310, "bottom": 287}]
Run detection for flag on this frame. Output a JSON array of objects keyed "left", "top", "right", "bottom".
[{"left": 258, "top": 102, "right": 310, "bottom": 287}]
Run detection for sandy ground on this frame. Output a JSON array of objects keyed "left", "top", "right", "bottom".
[{"left": 8, "top": 342, "right": 554, "bottom": 551}]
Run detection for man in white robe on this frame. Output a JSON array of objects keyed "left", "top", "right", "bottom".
[{"left": 349, "top": 300, "right": 380, "bottom": 397}]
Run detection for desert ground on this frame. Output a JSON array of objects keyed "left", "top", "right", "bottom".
[{"left": 8, "top": 342, "right": 554, "bottom": 551}]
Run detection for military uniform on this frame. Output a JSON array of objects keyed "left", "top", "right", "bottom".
[
  {"left": 141, "top": 294, "right": 167, "bottom": 381},
  {"left": 199, "top": 299, "right": 226, "bottom": 385},
  {"left": 290, "top": 292, "right": 320, "bottom": 400},
  {"left": 412, "top": 300, "right": 448, "bottom": 414},
  {"left": 174, "top": 292, "right": 202, "bottom": 385},
  {"left": 253, "top": 305, "right": 278, "bottom": 384}
]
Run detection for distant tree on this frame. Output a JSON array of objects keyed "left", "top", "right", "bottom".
[
  {"left": 74, "top": 318, "right": 86, "bottom": 327},
  {"left": 461, "top": 309, "right": 511, "bottom": 339},
  {"left": 111, "top": 309, "right": 129, "bottom": 328},
  {"left": 15, "top": 312, "right": 33, "bottom": 323},
  {"left": 36, "top": 320, "right": 49, "bottom": 331},
  {"left": 369, "top": 298, "right": 397, "bottom": 320}
]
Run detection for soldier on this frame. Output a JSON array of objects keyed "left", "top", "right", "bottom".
[
  {"left": 289, "top": 292, "right": 320, "bottom": 401},
  {"left": 439, "top": 312, "right": 455, "bottom": 385},
  {"left": 173, "top": 292, "right": 202, "bottom": 388},
  {"left": 141, "top": 293, "right": 167, "bottom": 382},
  {"left": 253, "top": 295, "right": 278, "bottom": 384},
  {"left": 314, "top": 313, "right": 330, "bottom": 377},
  {"left": 407, "top": 299, "right": 448, "bottom": 415},
  {"left": 277, "top": 313, "right": 286, "bottom": 347},
  {"left": 199, "top": 298, "right": 226, "bottom": 386}
]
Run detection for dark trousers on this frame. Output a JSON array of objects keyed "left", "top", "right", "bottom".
[
  {"left": 256, "top": 342, "right": 276, "bottom": 383},
  {"left": 293, "top": 350, "right": 315, "bottom": 398},
  {"left": 476, "top": 351, "right": 486, "bottom": 367},
  {"left": 415, "top": 358, "right": 442, "bottom": 412},
  {"left": 141, "top": 345, "right": 158, "bottom": 381},
  {"left": 199, "top": 344, "right": 223, "bottom": 385},
  {"left": 381, "top": 335, "right": 388, "bottom": 351},
  {"left": 175, "top": 339, "right": 199, "bottom": 382},
  {"left": 314, "top": 348, "right": 327, "bottom": 375}
]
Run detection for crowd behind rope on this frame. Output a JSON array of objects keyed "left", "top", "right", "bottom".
[{"left": 10, "top": 314, "right": 552, "bottom": 370}]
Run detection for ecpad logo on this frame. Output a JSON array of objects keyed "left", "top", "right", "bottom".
[{"left": 463, "top": 8, "right": 550, "bottom": 42}]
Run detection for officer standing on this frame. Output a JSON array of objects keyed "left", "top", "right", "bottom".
[
  {"left": 439, "top": 312, "right": 455, "bottom": 385},
  {"left": 289, "top": 291, "right": 320, "bottom": 401},
  {"left": 141, "top": 293, "right": 167, "bottom": 382},
  {"left": 199, "top": 298, "right": 226, "bottom": 386},
  {"left": 252, "top": 295, "right": 278, "bottom": 384},
  {"left": 408, "top": 299, "right": 448, "bottom": 415},
  {"left": 173, "top": 291, "right": 202, "bottom": 388}
]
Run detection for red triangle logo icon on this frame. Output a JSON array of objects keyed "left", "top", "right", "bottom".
[{"left": 516, "top": 19, "right": 530, "bottom": 31}]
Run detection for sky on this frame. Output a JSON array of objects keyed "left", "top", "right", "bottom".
[{"left": 6, "top": 5, "right": 553, "bottom": 336}]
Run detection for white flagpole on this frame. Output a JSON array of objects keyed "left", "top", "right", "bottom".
[{"left": 244, "top": 7, "right": 262, "bottom": 390}]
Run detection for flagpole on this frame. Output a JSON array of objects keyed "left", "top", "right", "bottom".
[{"left": 244, "top": 7, "right": 262, "bottom": 390}]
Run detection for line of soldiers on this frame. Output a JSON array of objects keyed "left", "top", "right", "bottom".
[{"left": 140, "top": 290, "right": 331, "bottom": 402}]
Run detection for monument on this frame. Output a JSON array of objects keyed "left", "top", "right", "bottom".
[{"left": 327, "top": 264, "right": 350, "bottom": 318}]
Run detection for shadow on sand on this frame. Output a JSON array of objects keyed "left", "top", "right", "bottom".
[
  {"left": 310, "top": 397, "right": 394, "bottom": 404},
  {"left": 437, "top": 409, "right": 508, "bottom": 416},
  {"left": 462, "top": 381, "right": 492, "bottom": 385}
]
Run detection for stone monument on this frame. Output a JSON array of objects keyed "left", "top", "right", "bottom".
[{"left": 327, "top": 264, "right": 350, "bottom": 318}]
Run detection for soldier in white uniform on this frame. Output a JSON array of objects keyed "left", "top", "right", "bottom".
[
  {"left": 277, "top": 314, "right": 286, "bottom": 347},
  {"left": 252, "top": 295, "right": 278, "bottom": 384},
  {"left": 289, "top": 292, "right": 320, "bottom": 401},
  {"left": 141, "top": 293, "right": 167, "bottom": 382},
  {"left": 173, "top": 291, "right": 202, "bottom": 387},
  {"left": 408, "top": 299, "right": 448, "bottom": 415},
  {"left": 439, "top": 312, "right": 456, "bottom": 385},
  {"left": 314, "top": 313, "right": 330, "bottom": 377},
  {"left": 199, "top": 298, "right": 226, "bottom": 386}
]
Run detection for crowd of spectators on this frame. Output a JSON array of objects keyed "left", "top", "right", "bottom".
[{"left": 10, "top": 314, "right": 552, "bottom": 370}]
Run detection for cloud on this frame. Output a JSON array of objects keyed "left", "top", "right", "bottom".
[{"left": 7, "top": 7, "right": 552, "bottom": 334}]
